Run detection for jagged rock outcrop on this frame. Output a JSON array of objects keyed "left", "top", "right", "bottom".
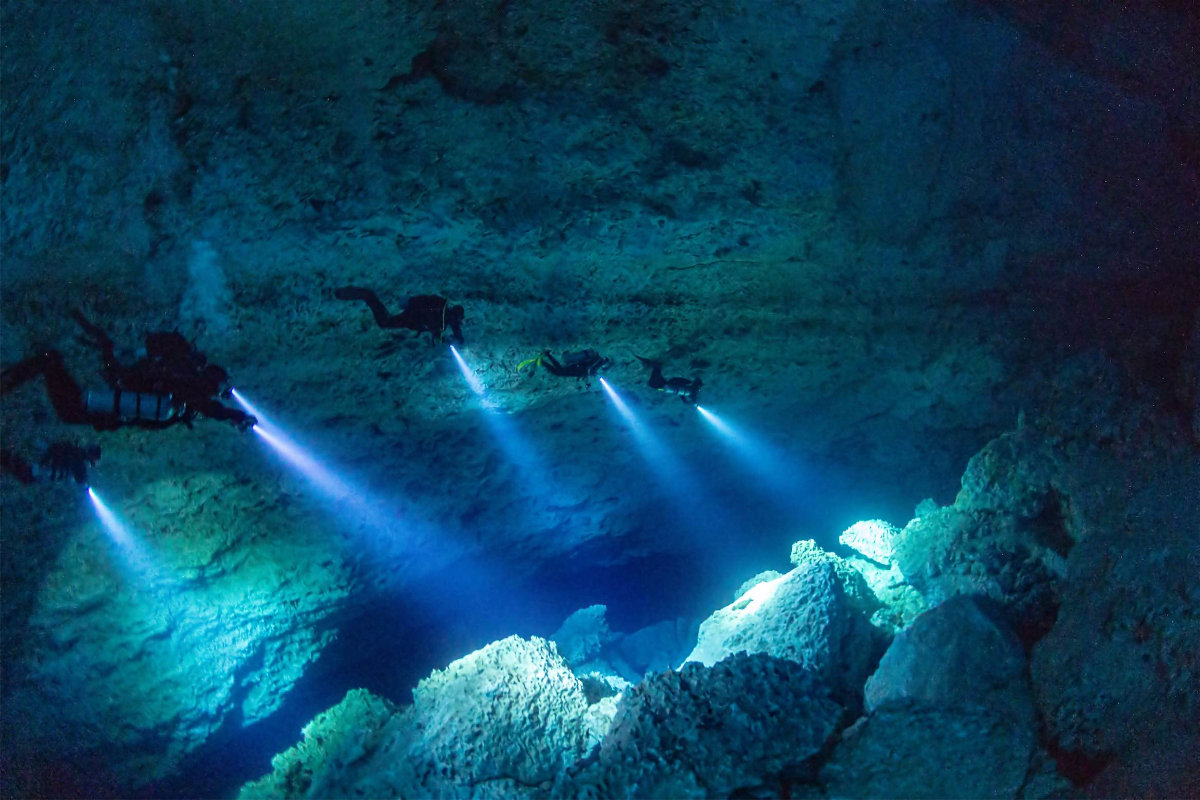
[
  {"left": 413, "top": 635, "right": 598, "bottom": 788},
  {"left": 884, "top": 355, "right": 1200, "bottom": 795},
  {"left": 685, "top": 552, "right": 887, "bottom": 708},
  {"left": 607, "top": 617, "right": 698, "bottom": 677},
  {"left": 821, "top": 595, "right": 1061, "bottom": 799},
  {"left": 830, "top": 521, "right": 928, "bottom": 630},
  {"left": 240, "top": 689, "right": 418, "bottom": 800},
  {"left": 552, "top": 605, "right": 697, "bottom": 685},
  {"left": 555, "top": 653, "right": 843, "bottom": 799},
  {"left": 241, "top": 635, "right": 603, "bottom": 799}
]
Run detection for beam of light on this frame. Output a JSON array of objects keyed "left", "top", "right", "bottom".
[
  {"left": 231, "top": 389, "right": 429, "bottom": 555},
  {"left": 696, "top": 406, "right": 747, "bottom": 446},
  {"left": 599, "top": 377, "right": 669, "bottom": 464},
  {"left": 447, "top": 347, "right": 553, "bottom": 500},
  {"left": 598, "top": 377, "right": 713, "bottom": 502},
  {"left": 87, "top": 487, "right": 161, "bottom": 579},
  {"left": 450, "top": 345, "right": 487, "bottom": 400},
  {"left": 599, "top": 378, "right": 743, "bottom": 571},
  {"left": 694, "top": 404, "right": 816, "bottom": 507}
]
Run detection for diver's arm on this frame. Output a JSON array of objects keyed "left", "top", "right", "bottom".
[{"left": 196, "top": 398, "right": 256, "bottom": 430}]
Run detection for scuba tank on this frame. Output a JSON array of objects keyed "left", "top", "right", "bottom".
[{"left": 85, "top": 389, "right": 176, "bottom": 422}]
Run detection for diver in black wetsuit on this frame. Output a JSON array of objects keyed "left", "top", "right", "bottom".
[
  {"left": 1, "top": 309, "right": 255, "bottom": 432},
  {"left": 518, "top": 350, "right": 612, "bottom": 385},
  {"left": 2, "top": 441, "right": 101, "bottom": 485},
  {"left": 335, "top": 286, "right": 465, "bottom": 344},
  {"left": 636, "top": 356, "right": 703, "bottom": 405}
]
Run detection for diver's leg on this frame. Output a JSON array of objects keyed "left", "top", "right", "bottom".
[
  {"left": 334, "top": 287, "right": 403, "bottom": 329},
  {"left": 1, "top": 354, "right": 49, "bottom": 394},
  {"left": 2, "top": 351, "right": 91, "bottom": 424},
  {"left": 38, "top": 352, "right": 91, "bottom": 423},
  {"left": 540, "top": 352, "right": 566, "bottom": 376},
  {"left": 635, "top": 356, "right": 666, "bottom": 389}
]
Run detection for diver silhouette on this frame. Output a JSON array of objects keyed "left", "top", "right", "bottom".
[
  {"left": 2, "top": 441, "right": 101, "bottom": 485},
  {"left": 335, "top": 286, "right": 464, "bottom": 344},
  {"left": 518, "top": 350, "right": 611, "bottom": 385},
  {"left": 636, "top": 356, "right": 703, "bottom": 405},
  {"left": 0, "top": 310, "right": 255, "bottom": 432}
]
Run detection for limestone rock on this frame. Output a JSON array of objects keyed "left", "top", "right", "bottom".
[
  {"left": 819, "top": 523, "right": 929, "bottom": 631},
  {"left": 557, "top": 654, "right": 842, "bottom": 799},
  {"left": 241, "top": 636, "right": 600, "bottom": 799},
  {"left": 864, "top": 595, "right": 1032, "bottom": 725},
  {"left": 612, "top": 617, "right": 699, "bottom": 675},
  {"left": 733, "top": 569, "right": 784, "bottom": 601},
  {"left": 894, "top": 495, "right": 1068, "bottom": 644},
  {"left": 684, "top": 560, "right": 885, "bottom": 706},
  {"left": 239, "top": 689, "right": 420, "bottom": 800},
  {"left": 822, "top": 707, "right": 1037, "bottom": 800},
  {"left": 838, "top": 519, "right": 898, "bottom": 565},
  {"left": 822, "top": 596, "right": 1046, "bottom": 799},
  {"left": 885, "top": 356, "right": 1200, "bottom": 795},
  {"left": 550, "top": 604, "right": 614, "bottom": 668},
  {"left": 1029, "top": 470, "right": 1200, "bottom": 785},
  {"left": 789, "top": 538, "right": 887, "bottom": 622},
  {"left": 0, "top": 471, "right": 354, "bottom": 791},
  {"left": 412, "top": 635, "right": 596, "bottom": 789}
]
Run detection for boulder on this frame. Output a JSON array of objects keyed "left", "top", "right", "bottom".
[
  {"left": 557, "top": 653, "right": 842, "bottom": 799},
  {"left": 684, "top": 559, "right": 886, "bottom": 707},
  {"left": 412, "top": 635, "right": 598, "bottom": 788},
  {"left": 550, "top": 604, "right": 614, "bottom": 668},
  {"left": 821, "top": 596, "right": 1054, "bottom": 799},
  {"left": 241, "top": 635, "right": 600, "bottom": 799}
]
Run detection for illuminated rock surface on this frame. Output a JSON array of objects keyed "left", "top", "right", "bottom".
[
  {"left": 239, "top": 636, "right": 598, "bottom": 799},
  {"left": 683, "top": 559, "right": 886, "bottom": 707},
  {"left": 1, "top": 0, "right": 1197, "bottom": 795}
]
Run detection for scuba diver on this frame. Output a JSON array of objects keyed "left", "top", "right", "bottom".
[
  {"left": 0, "top": 309, "right": 256, "bottom": 432},
  {"left": 636, "top": 356, "right": 703, "bottom": 405},
  {"left": 334, "top": 286, "right": 464, "bottom": 345},
  {"left": 518, "top": 350, "right": 612, "bottom": 385},
  {"left": 2, "top": 441, "right": 101, "bottom": 485}
]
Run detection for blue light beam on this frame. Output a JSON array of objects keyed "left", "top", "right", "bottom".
[
  {"left": 695, "top": 405, "right": 810, "bottom": 499},
  {"left": 599, "top": 377, "right": 669, "bottom": 464},
  {"left": 447, "top": 347, "right": 554, "bottom": 498},
  {"left": 450, "top": 345, "right": 487, "bottom": 399},
  {"left": 696, "top": 406, "right": 746, "bottom": 446},
  {"left": 88, "top": 487, "right": 162, "bottom": 579},
  {"left": 598, "top": 378, "right": 745, "bottom": 562},
  {"left": 599, "top": 376, "right": 711, "bottom": 496},
  {"left": 232, "top": 389, "right": 427, "bottom": 553}
]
